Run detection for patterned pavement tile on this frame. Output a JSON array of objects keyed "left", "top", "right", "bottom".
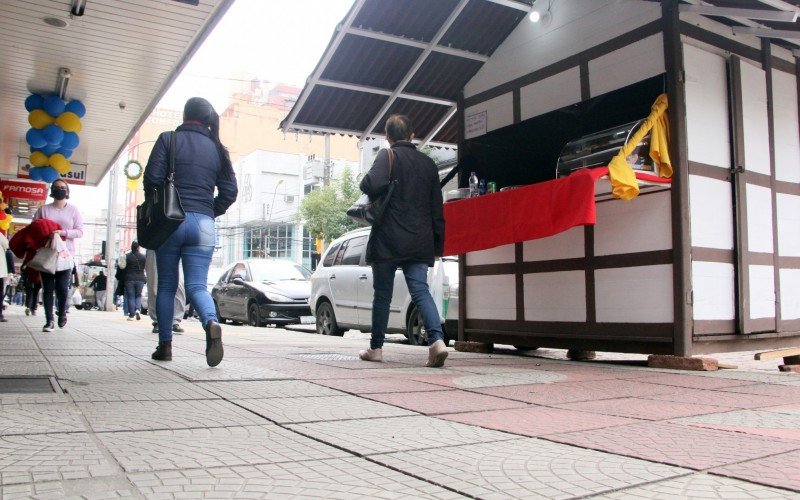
[
  {"left": 472, "top": 379, "right": 677, "bottom": 405},
  {"left": 717, "top": 383, "right": 800, "bottom": 401},
  {"left": 637, "top": 373, "right": 756, "bottom": 390},
  {"left": 711, "top": 450, "right": 800, "bottom": 493},
  {"left": 127, "top": 458, "right": 463, "bottom": 499},
  {"left": 696, "top": 370, "right": 800, "bottom": 387},
  {"left": 764, "top": 403, "right": 800, "bottom": 416},
  {"left": 287, "top": 416, "right": 517, "bottom": 455},
  {"left": 236, "top": 395, "right": 415, "bottom": 424},
  {"left": 57, "top": 368, "right": 186, "bottom": 385},
  {"left": 1, "top": 476, "right": 137, "bottom": 499},
  {"left": 364, "top": 390, "right": 529, "bottom": 415},
  {"left": 440, "top": 406, "right": 637, "bottom": 436},
  {"left": 159, "top": 358, "right": 290, "bottom": 381},
  {"left": 0, "top": 433, "right": 118, "bottom": 486},
  {"left": 312, "top": 377, "right": 452, "bottom": 394},
  {"left": 67, "top": 382, "right": 220, "bottom": 402},
  {"left": 1, "top": 404, "right": 86, "bottom": 435},
  {"left": 0, "top": 393, "right": 69, "bottom": 406},
  {"left": 642, "top": 387, "right": 792, "bottom": 409},
  {"left": 671, "top": 409, "right": 800, "bottom": 441},
  {"left": 555, "top": 397, "right": 732, "bottom": 421},
  {"left": 548, "top": 421, "right": 800, "bottom": 470},
  {"left": 0, "top": 362, "right": 54, "bottom": 376},
  {"left": 372, "top": 438, "right": 688, "bottom": 499},
  {"left": 98, "top": 425, "right": 348, "bottom": 473},
  {"left": 199, "top": 379, "right": 343, "bottom": 399},
  {"left": 77, "top": 399, "right": 270, "bottom": 432},
  {"left": 594, "top": 473, "right": 798, "bottom": 499}
]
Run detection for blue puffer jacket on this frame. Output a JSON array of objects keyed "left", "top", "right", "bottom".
[{"left": 144, "top": 123, "right": 238, "bottom": 218}]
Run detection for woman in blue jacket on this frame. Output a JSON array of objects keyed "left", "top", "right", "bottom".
[{"left": 144, "top": 97, "right": 238, "bottom": 366}]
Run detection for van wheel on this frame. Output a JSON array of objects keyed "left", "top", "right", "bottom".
[
  {"left": 316, "top": 302, "right": 344, "bottom": 336},
  {"left": 248, "top": 302, "right": 263, "bottom": 327},
  {"left": 407, "top": 308, "right": 427, "bottom": 346}
]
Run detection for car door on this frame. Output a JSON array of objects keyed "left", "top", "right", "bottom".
[
  {"left": 355, "top": 250, "right": 409, "bottom": 330},
  {"left": 328, "top": 236, "right": 366, "bottom": 326},
  {"left": 223, "top": 262, "right": 249, "bottom": 320}
]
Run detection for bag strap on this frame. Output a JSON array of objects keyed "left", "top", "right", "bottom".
[
  {"left": 387, "top": 148, "right": 395, "bottom": 181},
  {"left": 166, "top": 131, "right": 177, "bottom": 181}
]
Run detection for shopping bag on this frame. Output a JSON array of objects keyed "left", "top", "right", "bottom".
[
  {"left": 52, "top": 234, "right": 74, "bottom": 272},
  {"left": 346, "top": 149, "right": 396, "bottom": 226},
  {"left": 25, "top": 236, "right": 59, "bottom": 274}
]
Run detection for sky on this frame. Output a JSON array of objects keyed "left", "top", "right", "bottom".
[{"left": 71, "top": 0, "right": 353, "bottom": 216}]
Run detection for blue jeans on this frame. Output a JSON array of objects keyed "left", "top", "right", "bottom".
[
  {"left": 124, "top": 280, "right": 145, "bottom": 316},
  {"left": 370, "top": 261, "right": 444, "bottom": 350},
  {"left": 155, "top": 212, "right": 217, "bottom": 342}
]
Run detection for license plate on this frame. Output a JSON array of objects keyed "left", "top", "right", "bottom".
[{"left": 300, "top": 316, "right": 315, "bottom": 324}]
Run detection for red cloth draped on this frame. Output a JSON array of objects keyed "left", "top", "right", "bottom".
[{"left": 442, "top": 167, "right": 670, "bottom": 256}]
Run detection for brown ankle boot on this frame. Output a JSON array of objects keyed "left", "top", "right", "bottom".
[{"left": 151, "top": 341, "right": 172, "bottom": 361}]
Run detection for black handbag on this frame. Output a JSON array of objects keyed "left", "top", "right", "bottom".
[
  {"left": 136, "top": 132, "right": 185, "bottom": 249},
  {"left": 347, "top": 148, "right": 396, "bottom": 226}
]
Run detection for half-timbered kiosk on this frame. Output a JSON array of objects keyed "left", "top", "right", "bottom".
[{"left": 449, "top": 0, "right": 800, "bottom": 356}]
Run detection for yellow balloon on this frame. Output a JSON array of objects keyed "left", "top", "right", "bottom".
[
  {"left": 28, "top": 109, "right": 54, "bottom": 129},
  {"left": 30, "top": 151, "right": 49, "bottom": 167},
  {"left": 0, "top": 217, "right": 10, "bottom": 231},
  {"left": 49, "top": 153, "right": 71, "bottom": 174},
  {"left": 55, "top": 112, "right": 82, "bottom": 133}
]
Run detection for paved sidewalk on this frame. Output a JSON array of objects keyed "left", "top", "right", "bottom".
[{"left": 2, "top": 306, "right": 800, "bottom": 499}]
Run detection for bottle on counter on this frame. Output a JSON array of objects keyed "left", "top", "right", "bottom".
[
  {"left": 479, "top": 178, "right": 487, "bottom": 195},
  {"left": 469, "top": 171, "right": 479, "bottom": 197}
]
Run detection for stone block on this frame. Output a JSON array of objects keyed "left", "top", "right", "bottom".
[
  {"left": 647, "top": 355, "right": 719, "bottom": 371},
  {"left": 453, "top": 341, "right": 493, "bottom": 353},
  {"left": 778, "top": 364, "right": 800, "bottom": 373}
]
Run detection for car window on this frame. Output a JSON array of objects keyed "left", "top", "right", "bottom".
[
  {"left": 229, "top": 263, "right": 247, "bottom": 282},
  {"left": 340, "top": 236, "right": 367, "bottom": 266},
  {"left": 248, "top": 260, "right": 311, "bottom": 281},
  {"left": 322, "top": 242, "right": 341, "bottom": 267},
  {"left": 332, "top": 242, "right": 347, "bottom": 266}
]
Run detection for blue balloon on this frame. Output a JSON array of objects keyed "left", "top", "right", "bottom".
[
  {"left": 29, "top": 167, "right": 43, "bottom": 181},
  {"left": 26, "top": 128, "right": 47, "bottom": 149},
  {"left": 43, "top": 95, "right": 66, "bottom": 117},
  {"left": 65, "top": 99, "right": 86, "bottom": 118},
  {"left": 42, "top": 143, "right": 60, "bottom": 156},
  {"left": 61, "top": 131, "right": 79, "bottom": 150},
  {"left": 43, "top": 124, "right": 64, "bottom": 145},
  {"left": 25, "top": 94, "right": 44, "bottom": 112},
  {"left": 57, "top": 148, "right": 73, "bottom": 159},
  {"left": 40, "top": 166, "right": 60, "bottom": 183}
]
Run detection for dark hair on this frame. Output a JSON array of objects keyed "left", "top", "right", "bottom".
[
  {"left": 385, "top": 114, "right": 413, "bottom": 142},
  {"left": 131, "top": 240, "right": 139, "bottom": 250},
  {"left": 183, "top": 97, "right": 234, "bottom": 177}
]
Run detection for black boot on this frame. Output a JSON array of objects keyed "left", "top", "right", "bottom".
[
  {"left": 151, "top": 341, "right": 172, "bottom": 361},
  {"left": 204, "top": 320, "right": 223, "bottom": 367}
]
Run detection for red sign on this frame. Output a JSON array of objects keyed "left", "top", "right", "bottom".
[{"left": 0, "top": 180, "right": 48, "bottom": 200}]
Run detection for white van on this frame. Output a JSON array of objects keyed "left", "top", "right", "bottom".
[{"left": 309, "top": 227, "right": 459, "bottom": 345}]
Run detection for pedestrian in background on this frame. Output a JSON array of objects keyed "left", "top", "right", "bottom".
[
  {"left": 143, "top": 96, "right": 237, "bottom": 366},
  {"left": 0, "top": 231, "right": 9, "bottom": 322},
  {"left": 33, "top": 179, "right": 83, "bottom": 332},
  {"left": 89, "top": 270, "right": 107, "bottom": 310},
  {"left": 145, "top": 249, "right": 185, "bottom": 334},
  {"left": 357, "top": 114, "right": 448, "bottom": 368},
  {"left": 119, "top": 241, "right": 147, "bottom": 321}
]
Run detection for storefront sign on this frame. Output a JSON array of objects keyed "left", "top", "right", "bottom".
[
  {"left": 17, "top": 157, "right": 87, "bottom": 185},
  {"left": 0, "top": 179, "right": 47, "bottom": 200},
  {"left": 465, "top": 111, "right": 487, "bottom": 140}
]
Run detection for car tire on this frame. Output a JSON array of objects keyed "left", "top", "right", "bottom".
[
  {"left": 406, "top": 307, "right": 427, "bottom": 346},
  {"left": 215, "top": 301, "right": 226, "bottom": 324},
  {"left": 248, "top": 302, "right": 263, "bottom": 327},
  {"left": 316, "top": 302, "right": 344, "bottom": 336}
]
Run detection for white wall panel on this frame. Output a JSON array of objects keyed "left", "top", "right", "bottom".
[
  {"left": 594, "top": 191, "right": 672, "bottom": 256},
  {"left": 464, "top": 92, "right": 514, "bottom": 138},
  {"left": 520, "top": 67, "right": 581, "bottom": 121},
  {"left": 689, "top": 175, "right": 734, "bottom": 250},
  {"left": 466, "top": 275, "right": 516, "bottom": 320},
  {"left": 692, "top": 261, "right": 735, "bottom": 320},
  {"left": 749, "top": 265, "right": 776, "bottom": 319},
  {"left": 522, "top": 226, "right": 584, "bottom": 261},
  {"left": 588, "top": 34, "right": 664, "bottom": 97},
  {"left": 465, "top": 0, "right": 661, "bottom": 97},
  {"left": 595, "top": 264, "right": 674, "bottom": 323},
  {"left": 780, "top": 269, "right": 800, "bottom": 320},
  {"left": 746, "top": 184, "right": 774, "bottom": 254},
  {"left": 683, "top": 44, "right": 731, "bottom": 169},
  {"left": 777, "top": 194, "right": 800, "bottom": 257},
  {"left": 740, "top": 60, "right": 771, "bottom": 176},
  {"left": 772, "top": 70, "right": 800, "bottom": 184},
  {"left": 523, "top": 271, "right": 586, "bottom": 322},
  {"left": 466, "top": 244, "right": 515, "bottom": 266}
]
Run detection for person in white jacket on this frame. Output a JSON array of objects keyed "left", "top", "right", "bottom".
[{"left": 0, "top": 232, "right": 9, "bottom": 322}]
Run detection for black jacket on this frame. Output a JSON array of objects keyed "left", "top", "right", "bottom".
[
  {"left": 360, "top": 141, "right": 444, "bottom": 265},
  {"left": 124, "top": 251, "right": 147, "bottom": 283},
  {"left": 89, "top": 274, "right": 107, "bottom": 291},
  {"left": 144, "top": 123, "right": 238, "bottom": 219}
]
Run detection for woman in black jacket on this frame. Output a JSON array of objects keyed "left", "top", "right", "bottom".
[
  {"left": 358, "top": 114, "right": 448, "bottom": 367},
  {"left": 144, "top": 97, "right": 238, "bottom": 366}
]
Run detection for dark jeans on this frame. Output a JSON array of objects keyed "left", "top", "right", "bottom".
[
  {"left": 124, "top": 280, "right": 145, "bottom": 317},
  {"left": 41, "top": 269, "right": 71, "bottom": 323},
  {"left": 25, "top": 282, "right": 41, "bottom": 311},
  {"left": 370, "top": 261, "right": 444, "bottom": 350},
  {"left": 156, "top": 212, "right": 217, "bottom": 342}
]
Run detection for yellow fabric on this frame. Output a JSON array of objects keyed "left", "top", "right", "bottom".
[{"left": 607, "top": 93, "right": 671, "bottom": 200}]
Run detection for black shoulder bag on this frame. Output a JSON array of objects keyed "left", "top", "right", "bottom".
[
  {"left": 136, "top": 132, "right": 186, "bottom": 249},
  {"left": 347, "top": 148, "right": 396, "bottom": 226}
]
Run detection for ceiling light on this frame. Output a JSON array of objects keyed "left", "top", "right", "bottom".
[
  {"left": 680, "top": 4, "right": 798, "bottom": 23},
  {"left": 529, "top": 10, "right": 541, "bottom": 22},
  {"left": 529, "top": 0, "right": 553, "bottom": 26},
  {"left": 43, "top": 17, "right": 69, "bottom": 28},
  {"left": 732, "top": 26, "right": 800, "bottom": 38}
]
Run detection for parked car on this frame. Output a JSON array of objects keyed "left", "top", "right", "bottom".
[
  {"left": 211, "top": 258, "right": 314, "bottom": 327},
  {"left": 309, "top": 228, "right": 459, "bottom": 345}
]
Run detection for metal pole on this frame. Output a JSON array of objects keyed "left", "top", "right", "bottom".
[
  {"left": 104, "top": 161, "right": 119, "bottom": 311},
  {"left": 323, "top": 133, "right": 331, "bottom": 186}
]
